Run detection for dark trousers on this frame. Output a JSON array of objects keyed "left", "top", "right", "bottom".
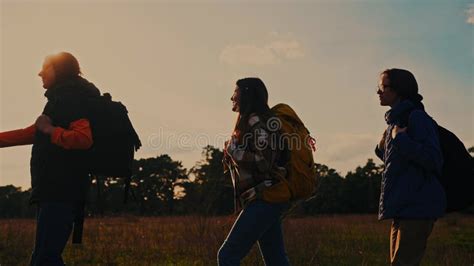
[
  {"left": 30, "top": 202, "right": 79, "bottom": 266},
  {"left": 390, "top": 219, "right": 435, "bottom": 266},
  {"left": 218, "top": 200, "right": 290, "bottom": 266}
]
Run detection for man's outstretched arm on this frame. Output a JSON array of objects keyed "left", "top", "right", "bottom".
[
  {"left": 0, "top": 124, "right": 36, "bottom": 147},
  {"left": 0, "top": 116, "right": 93, "bottom": 150}
]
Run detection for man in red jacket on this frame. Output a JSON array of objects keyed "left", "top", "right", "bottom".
[{"left": 0, "top": 52, "right": 99, "bottom": 265}]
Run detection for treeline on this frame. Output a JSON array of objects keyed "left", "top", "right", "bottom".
[{"left": 1, "top": 145, "right": 471, "bottom": 218}]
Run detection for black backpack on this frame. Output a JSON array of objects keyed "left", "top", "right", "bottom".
[
  {"left": 401, "top": 109, "right": 474, "bottom": 213},
  {"left": 72, "top": 93, "right": 141, "bottom": 244},
  {"left": 437, "top": 126, "right": 474, "bottom": 212},
  {"left": 86, "top": 93, "right": 141, "bottom": 180}
]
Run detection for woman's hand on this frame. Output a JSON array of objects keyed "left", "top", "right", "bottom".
[
  {"left": 224, "top": 139, "right": 235, "bottom": 157},
  {"left": 391, "top": 125, "right": 407, "bottom": 139},
  {"left": 35, "top": 115, "right": 55, "bottom": 135},
  {"left": 224, "top": 140, "right": 230, "bottom": 154},
  {"left": 224, "top": 138, "right": 238, "bottom": 160}
]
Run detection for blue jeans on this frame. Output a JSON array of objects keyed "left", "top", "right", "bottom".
[
  {"left": 30, "top": 202, "right": 79, "bottom": 266},
  {"left": 218, "top": 200, "right": 290, "bottom": 266}
]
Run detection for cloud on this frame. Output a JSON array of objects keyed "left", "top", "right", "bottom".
[
  {"left": 219, "top": 44, "right": 279, "bottom": 66},
  {"left": 268, "top": 39, "right": 305, "bottom": 59},
  {"left": 315, "top": 133, "right": 382, "bottom": 174},
  {"left": 320, "top": 133, "right": 379, "bottom": 165},
  {"left": 466, "top": 4, "right": 474, "bottom": 24},
  {"left": 322, "top": 133, "right": 379, "bottom": 163},
  {"left": 219, "top": 35, "right": 305, "bottom": 66}
]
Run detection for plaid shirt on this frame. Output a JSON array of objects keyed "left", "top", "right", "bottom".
[{"left": 224, "top": 114, "right": 286, "bottom": 212}]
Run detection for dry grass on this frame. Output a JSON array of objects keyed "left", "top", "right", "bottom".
[{"left": 1, "top": 214, "right": 473, "bottom": 265}]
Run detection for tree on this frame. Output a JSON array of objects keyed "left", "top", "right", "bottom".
[
  {"left": 342, "top": 159, "right": 383, "bottom": 213},
  {"left": 132, "top": 155, "right": 188, "bottom": 215},
  {"left": 0, "top": 150, "right": 397, "bottom": 216},
  {"left": 180, "top": 145, "right": 234, "bottom": 215},
  {"left": 303, "top": 163, "right": 345, "bottom": 214},
  {"left": 88, "top": 175, "right": 130, "bottom": 215},
  {"left": 0, "top": 185, "right": 34, "bottom": 218}
]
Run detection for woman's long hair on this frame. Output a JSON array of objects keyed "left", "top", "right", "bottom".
[{"left": 233, "top": 77, "right": 271, "bottom": 144}]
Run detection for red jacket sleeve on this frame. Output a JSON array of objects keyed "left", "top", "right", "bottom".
[
  {"left": 50, "top": 118, "right": 93, "bottom": 150},
  {"left": 0, "top": 124, "right": 36, "bottom": 147}
]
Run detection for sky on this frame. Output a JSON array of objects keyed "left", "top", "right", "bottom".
[{"left": 1, "top": 0, "right": 473, "bottom": 189}]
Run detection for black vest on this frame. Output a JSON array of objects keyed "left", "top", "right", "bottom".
[{"left": 30, "top": 77, "right": 100, "bottom": 203}]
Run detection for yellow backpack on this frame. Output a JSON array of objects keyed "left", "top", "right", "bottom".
[{"left": 262, "top": 103, "right": 318, "bottom": 203}]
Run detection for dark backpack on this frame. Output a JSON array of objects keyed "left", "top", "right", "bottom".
[
  {"left": 86, "top": 93, "right": 141, "bottom": 179},
  {"left": 72, "top": 93, "right": 141, "bottom": 244},
  {"left": 401, "top": 109, "right": 474, "bottom": 213},
  {"left": 437, "top": 126, "right": 474, "bottom": 212}
]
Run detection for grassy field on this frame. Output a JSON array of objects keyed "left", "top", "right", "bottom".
[{"left": 1, "top": 214, "right": 473, "bottom": 265}]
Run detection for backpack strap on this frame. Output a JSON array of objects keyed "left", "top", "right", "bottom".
[
  {"left": 123, "top": 175, "right": 137, "bottom": 203},
  {"left": 72, "top": 201, "right": 85, "bottom": 244},
  {"left": 398, "top": 107, "right": 415, "bottom": 128},
  {"left": 398, "top": 102, "right": 429, "bottom": 128}
]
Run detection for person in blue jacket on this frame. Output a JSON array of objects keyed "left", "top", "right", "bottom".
[{"left": 375, "top": 68, "right": 446, "bottom": 266}]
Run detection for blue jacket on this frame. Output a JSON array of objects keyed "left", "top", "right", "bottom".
[{"left": 375, "top": 100, "right": 446, "bottom": 220}]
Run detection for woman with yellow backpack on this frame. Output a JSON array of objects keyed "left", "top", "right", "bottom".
[{"left": 218, "top": 77, "right": 317, "bottom": 266}]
